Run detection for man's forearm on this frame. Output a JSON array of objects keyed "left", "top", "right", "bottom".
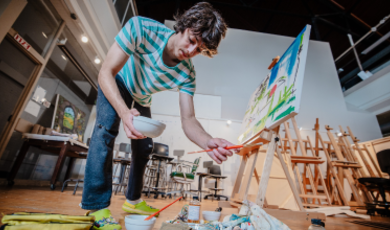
[
  {"left": 98, "top": 71, "right": 128, "bottom": 118},
  {"left": 181, "top": 116, "right": 212, "bottom": 149}
]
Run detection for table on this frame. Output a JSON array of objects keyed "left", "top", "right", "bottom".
[
  {"left": 196, "top": 172, "right": 210, "bottom": 201},
  {"left": 149, "top": 154, "right": 174, "bottom": 198},
  {"left": 7, "top": 133, "right": 88, "bottom": 190}
]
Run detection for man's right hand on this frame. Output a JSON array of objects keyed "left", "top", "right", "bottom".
[{"left": 120, "top": 108, "right": 146, "bottom": 139}]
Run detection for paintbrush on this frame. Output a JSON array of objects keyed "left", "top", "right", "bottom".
[
  {"left": 144, "top": 196, "right": 183, "bottom": 221},
  {"left": 188, "top": 142, "right": 263, "bottom": 154}
]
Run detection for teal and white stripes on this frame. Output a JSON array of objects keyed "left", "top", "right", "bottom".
[{"left": 115, "top": 16, "right": 196, "bottom": 107}]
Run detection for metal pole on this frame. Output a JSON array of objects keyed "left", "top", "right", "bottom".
[
  {"left": 347, "top": 34, "right": 363, "bottom": 72},
  {"left": 121, "top": 0, "right": 131, "bottom": 26},
  {"left": 362, "top": 30, "right": 390, "bottom": 55}
]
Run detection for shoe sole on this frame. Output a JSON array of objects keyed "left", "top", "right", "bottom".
[{"left": 122, "top": 205, "right": 158, "bottom": 216}]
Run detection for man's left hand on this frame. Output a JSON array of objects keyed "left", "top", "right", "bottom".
[{"left": 206, "top": 138, "right": 235, "bottom": 164}]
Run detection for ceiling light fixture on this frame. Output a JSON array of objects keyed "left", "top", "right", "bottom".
[
  {"left": 227, "top": 120, "right": 232, "bottom": 125},
  {"left": 61, "top": 55, "right": 67, "bottom": 60},
  {"left": 42, "top": 32, "right": 47, "bottom": 38},
  {"left": 81, "top": 35, "right": 88, "bottom": 43},
  {"left": 94, "top": 56, "right": 101, "bottom": 64}
]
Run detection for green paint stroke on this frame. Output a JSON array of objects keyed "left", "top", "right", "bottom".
[
  {"left": 275, "top": 106, "right": 295, "bottom": 121},
  {"left": 268, "top": 100, "right": 286, "bottom": 119},
  {"left": 287, "top": 95, "right": 296, "bottom": 104}
]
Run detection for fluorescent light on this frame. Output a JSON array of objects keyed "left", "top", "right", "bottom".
[
  {"left": 61, "top": 55, "right": 67, "bottom": 60},
  {"left": 227, "top": 120, "right": 232, "bottom": 125},
  {"left": 42, "top": 32, "right": 47, "bottom": 38},
  {"left": 81, "top": 35, "right": 88, "bottom": 43},
  {"left": 94, "top": 56, "right": 101, "bottom": 64}
]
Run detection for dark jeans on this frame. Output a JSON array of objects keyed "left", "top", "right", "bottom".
[{"left": 81, "top": 75, "right": 153, "bottom": 210}]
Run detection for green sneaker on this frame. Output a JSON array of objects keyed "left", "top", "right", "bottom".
[
  {"left": 122, "top": 200, "right": 160, "bottom": 216},
  {"left": 88, "top": 209, "right": 122, "bottom": 230}
]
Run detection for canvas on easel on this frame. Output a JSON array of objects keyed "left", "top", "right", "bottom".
[
  {"left": 231, "top": 25, "right": 311, "bottom": 212},
  {"left": 239, "top": 25, "right": 311, "bottom": 144},
  {"left": 51, "top": 94, "right": 87, "bottom": 138}
]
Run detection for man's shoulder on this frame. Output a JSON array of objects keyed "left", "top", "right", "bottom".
[{"left": 183, "top": 59, "right": 195, "bottom": 72}]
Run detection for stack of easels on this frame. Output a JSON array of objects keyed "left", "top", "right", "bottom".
[
  {"left": 351, "top": 136, "right": 389, "bottom": 178},
  {"left": 280, "top": 117, "right": 333, "bottom": 208},
  {"left": 230, "top": 116, "right": 336, "bottom": 210},
  {"left": 230, "top": 116, "right": 381, "bottom": 213},
  {"left": 312, "top": 118, "right": 376, "bottom": 208}
]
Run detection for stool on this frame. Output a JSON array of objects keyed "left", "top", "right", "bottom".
[
  {"left": 60, "top": 139, "right": 89, "bottom": 195},
  {"left": 112, "top": 143, "right": 132, "bottom": 195},
  {"left": 204, "top": 165, "right": 228, "bottom": 201},
  {"left": 61, "top": 179, "right": 83, "bottom": 195}
]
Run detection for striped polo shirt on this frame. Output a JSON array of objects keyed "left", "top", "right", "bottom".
[{"left": 115, "top": 16, "right": 196, "bottom": 107}]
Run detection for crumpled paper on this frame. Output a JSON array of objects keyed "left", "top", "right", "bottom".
[
  {"left": 246, "top": 201, "right": 290, "bottom": 230},
  {"left": 167, "top": 200, "right": 290, "bottom": 230}
]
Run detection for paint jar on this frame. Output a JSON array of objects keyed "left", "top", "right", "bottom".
[
  {"left": 308, "top": 219, "right": 325, "bottom": 229},
  {"left": 188, "top": 196, "right": 200, "bottom": 223}
]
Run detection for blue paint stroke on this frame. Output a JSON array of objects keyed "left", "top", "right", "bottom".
[{"left": 268, "top": 26, "right": 307, "bottom": 87}]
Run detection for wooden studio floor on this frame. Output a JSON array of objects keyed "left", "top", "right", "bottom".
[{"left": 0, "top": 185, "right": 389, "bottom": 230}]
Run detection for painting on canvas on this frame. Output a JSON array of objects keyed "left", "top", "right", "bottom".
[
  {"left": 238, "top": 25, "right": 311, "bottom": 143},
  {"left": 51, "top": 94, "right": 87, "bottom": 139}
]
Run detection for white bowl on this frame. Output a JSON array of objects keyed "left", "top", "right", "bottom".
[
  {"left": 133, "top": 116, "right": 166, "bottom": 138},
  {"left": 202, "top": 211, "right": 221, "bottom": 222},
  {"left": 125, "top": 215, "right": 156, "bottom": 230}
]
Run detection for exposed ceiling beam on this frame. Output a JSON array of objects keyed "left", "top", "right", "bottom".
[
  {"left": 318, "top": 0, "right": 389, "bottom": 41},
  {"left": 137, "top": 0, "right": 310, "bottom": 18},
  {"left": 316, "top": 17, "right": 360, "bottom": 38},
  {"left": 261, "top": 0, "right": 283, "bottom": 32},
  {"left": 347, "top": 0, "right": 362, "bottom": 14}
]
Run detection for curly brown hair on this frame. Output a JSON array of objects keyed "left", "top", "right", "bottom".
[{"left": 173, "top": 2, "right": 227, "bottom": 58}]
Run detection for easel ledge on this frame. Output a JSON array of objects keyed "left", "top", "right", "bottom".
[{"left": 236, "top": 128, "right": 272, "bottom": 156}]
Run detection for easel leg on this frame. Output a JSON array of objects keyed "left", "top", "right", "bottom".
[
  {"left": 231, "top": 155, "right": 248, "bottom": 199},
  {"left": 256, "top": 132, "right": 277, "bottom": 207},
  {"left": 275, "top": 135, "right": 305, "bottom": 211}
]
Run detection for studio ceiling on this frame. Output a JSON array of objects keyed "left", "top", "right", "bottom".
[{"left": 135, "top": 0, "right": 390, "bottom": 89}]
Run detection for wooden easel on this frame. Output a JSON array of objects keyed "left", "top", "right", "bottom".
[
  {"left": 345, "top": 126, "right": 379, "bottom": 178},
  {"left": 353, "top": 136, "right": 390, "bottom": 178},
  {"left": 313, "top": 120, "right": 349, "bottom": 206},
  {"left": 231, "top": 123, "right": 305, "bottom": 211},
  {"left": 311, "top": 119, "right": 365, "bottom": 206},
  {"left": 281, "top": 117, "right": 332, "bottom": 207}
]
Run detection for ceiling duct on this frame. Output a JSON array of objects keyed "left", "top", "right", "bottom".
[{"left": 57, "top": 42, "right": 97, "bottom": 91}]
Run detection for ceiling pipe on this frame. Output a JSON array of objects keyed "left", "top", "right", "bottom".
[
  {"left": 335, "top": 14, "right": 390, "bottom": 63},
  {"left": 347, "top": 34, "right": 363, "bottom": 72},
  {"left": 362, "top": 30, "right": 390, "bottom": 55}
]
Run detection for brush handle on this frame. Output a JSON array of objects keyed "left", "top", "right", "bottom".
[
  {"left": 188, "top": 144, "right": 244, "bottom": 154},
  {"left": 144, "top": 196, "right": 183, "bottom": 221}
]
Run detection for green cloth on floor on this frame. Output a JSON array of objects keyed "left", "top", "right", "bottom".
[{"left": 1, "top": 212, "right": 94, "bottom": 230}]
